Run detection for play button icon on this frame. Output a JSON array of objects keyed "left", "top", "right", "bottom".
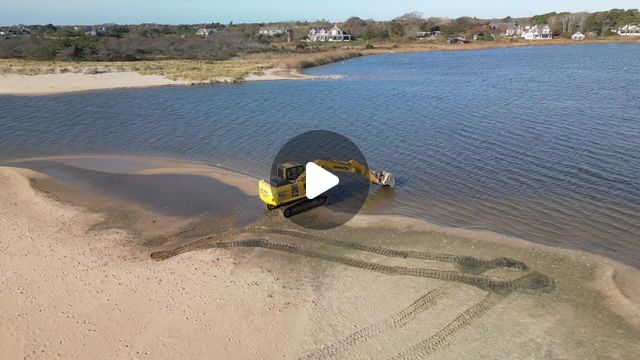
[
  {"left": 266, "top": 130, "right": 392, "bottom": 230},
  {"left": 305, "top": 162, "right": 339, "bottom": 199}
]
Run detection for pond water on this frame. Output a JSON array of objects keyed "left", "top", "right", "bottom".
[{"left": 1, "top": 43, "right": 639, "bottom": 267}]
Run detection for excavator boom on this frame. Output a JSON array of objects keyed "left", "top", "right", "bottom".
[{"left": 312, "top": 159, "right": 395, "bottom": 188}]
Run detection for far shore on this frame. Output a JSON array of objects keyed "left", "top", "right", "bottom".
[{"left": 1, "top": 37, "right": 639, "bottom": 95}]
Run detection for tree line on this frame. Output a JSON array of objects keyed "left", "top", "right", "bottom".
[{"left": 0, "top": 8, "right": 638, "bottom": 62}]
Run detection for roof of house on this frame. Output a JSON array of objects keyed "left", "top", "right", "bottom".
[{"left": 620, "top": 24, "right": 639, "bottom": 30}]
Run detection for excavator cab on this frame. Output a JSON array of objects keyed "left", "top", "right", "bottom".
[
  {"left": 261, "top": 162, "right": 308, "bottom": 209},
  {"left": 277, "top": 162, "right": 305, "bottom": 182}
]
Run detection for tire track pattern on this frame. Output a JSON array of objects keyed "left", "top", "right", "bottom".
[
  {"left": 148, "top": 220, "right": 552, "bottom": 358},
  {"left": 203, "top": 239, "right": 554, "bottom": 293},
  {"left": 300, "top": 284, "right": 457, "bottom": 360},
  {"left": 389, "top": 291, "right": 508, "bottom": 360},
  {"left": 144, "top": 211, "right": 239, "bottom": 247},
  {"left": 248, "top": 227, "right": 528, "bottom": 272},
  {"left": 150, "top": 220, "right": 527, "bottom": 274},
  {"left": 149, "top": 215, "right": 287, "bottom": 260}
]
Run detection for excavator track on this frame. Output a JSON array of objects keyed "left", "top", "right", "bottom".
[{"left": 283, "top": 195, "right": 327, "bottom": 218}]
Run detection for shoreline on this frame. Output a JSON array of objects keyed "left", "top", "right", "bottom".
[
  {"left": 5, "top": 154, "right": 640, "bottom": 278},
  {"left": 1, "top": 156, "right": 640, "bottom": 358},
  {"left": 1, "top": 37, "right": 638, "bottom": 95},
  {"left": 4, "top": 153, "right": 640, "bottom": 275}
]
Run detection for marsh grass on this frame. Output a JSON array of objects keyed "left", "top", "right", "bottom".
[{"left": 0, "top": 59, "right": 272, "bottom": 82}]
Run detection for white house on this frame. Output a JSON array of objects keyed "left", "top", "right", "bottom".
[
  {"left": 523, "top": 25, "right": 552, "bottom": 40},
  {"left": 505, "top": 24, "right": 519, "bottom": 36},
  {"left": 505, "top": 24, "right": 527, "bottom": 37},
  {"left": 85, "top": 27, "right": 107, "bottom": 37},
  {"left": 618, "top": 24, "right": 640, "bottom": 36},
  {"left": 196, "top": 28, "right": 217, "bottom": 37},
  {"left": 308, "top": 24, "right": 351, "bottom": 41},
  {"left": 571, "top": 32, "right": 585, "bottom": 41}
]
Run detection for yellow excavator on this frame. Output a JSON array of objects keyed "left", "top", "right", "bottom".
[{"left": 259, "top": 159, "right": 395, "bottom": 217}]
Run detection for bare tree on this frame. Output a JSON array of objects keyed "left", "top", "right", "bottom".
[{"left": 395, "top": 11, "right": 424, "bottom": 22}]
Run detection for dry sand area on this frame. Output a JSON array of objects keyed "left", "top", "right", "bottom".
[
  {"left": 0, "top": 68, "right": 317, "bottom": 95},
  {"left": 0, "top": 72, "right": 188, "bottom": 95},
  {"left": 1, "top": 157, "right": 640, "bottom": 359}
]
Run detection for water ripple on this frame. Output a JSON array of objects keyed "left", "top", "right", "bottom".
[{"left": 1, "top": 43, "right": 640, "bottom": 267}]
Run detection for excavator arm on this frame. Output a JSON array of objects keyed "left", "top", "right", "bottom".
[{"left": 310, "top": 159, "right": 395, "bottom": 187}]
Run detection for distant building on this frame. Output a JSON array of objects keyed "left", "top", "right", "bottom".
[
  {"left": 85, "top": 27, "right": 107, "bottom": 37},
  {"left": 3, "top": 25, "right": 32, "bottom": 37},
  {"left": 308, "top": 24, "right": 351, "bottom": 42},
  {"left": 448, "top": 37, "right": 470, "bottom": 44},
  {"left": 571, "top": 32, "right": 585, "bottom": 41},
  {"left": 523, "top": 25, "right": 552, "bottom": 40},
  {"left": 618, "top": 24, "right": 640, "bottom": 36},
  {"left": 505, "top": 24, "right": 519, "bottom": 36},
  {"left": 196, "top": 28, "right": 217, "bottom": 37},
  {"left": 416, "top": 30, "right": 441, "bottom": 39},
  {"left": 17, "top": 26, "right": 31, "bottom": 35},
  {"left": 505, "top": 24, "right": 528, "bottom": 37}
]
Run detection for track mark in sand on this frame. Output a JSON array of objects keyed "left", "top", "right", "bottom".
[
  {"left": 148, "top": 215, "right": 287, "bottom": 260},
  {"left": 150, "top": 228, "right": 241, "bottom": 260},
  {"left": 148, "top": 219, "right": 552, "bottom": 358},
  {"left": 389, "top": 291, "right": 508, "bottom": 360},
  {"left": 300, "top": 284, "right": 457, "bottom": 360},
  {"left": 199, "top": 239, "right": 554, "bottom": 293},
  {"left": 150, "top": 221, "right": 528, "bottom": 274},
  {"left": 143, "top": 211, "right": 239, "bottom": 247},
  {"left": 248, "top": 227, "right": 528, "bottom": 272}
]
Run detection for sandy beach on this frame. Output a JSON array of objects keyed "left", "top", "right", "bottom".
[
  {"left": 0, "top": 68, "right": 321, "bottom": 95},
  {"left": 0, "top": 72, "right": 190, "bottom": 95},
  {"left": 0, "top": 68, "right": 319, "bottom": 95},
  {"left": 1, "top": 156, "right": 639, "bottom": 359}
]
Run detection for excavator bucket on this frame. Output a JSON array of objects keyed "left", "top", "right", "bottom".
[{"left": 377, "top": 171, "right": 395, "bottom": 188}]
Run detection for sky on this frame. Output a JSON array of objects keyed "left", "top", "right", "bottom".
[{"left": 1, "top": 0, "right": 638, "bottom": 25}]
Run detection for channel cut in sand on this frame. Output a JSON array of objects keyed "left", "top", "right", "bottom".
[{"left": 1, "top": 155, "right": 639, "bottom": 359}]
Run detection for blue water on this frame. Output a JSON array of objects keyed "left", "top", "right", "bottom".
[{"left": 1, "top": 43, "right": 639, "bottom": 266}]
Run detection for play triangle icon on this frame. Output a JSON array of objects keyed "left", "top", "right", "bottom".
[{"left": 306, "top": 162, "right": 339, "bottom": 199}]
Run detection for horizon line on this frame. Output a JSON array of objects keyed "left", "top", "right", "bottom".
[{"left": 1, "top": 7, "right": 632, "bottom": 27}]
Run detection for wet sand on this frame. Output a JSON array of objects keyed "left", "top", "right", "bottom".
[{"left": 1, "top": 156, "right": 639, "bottom": 359}]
